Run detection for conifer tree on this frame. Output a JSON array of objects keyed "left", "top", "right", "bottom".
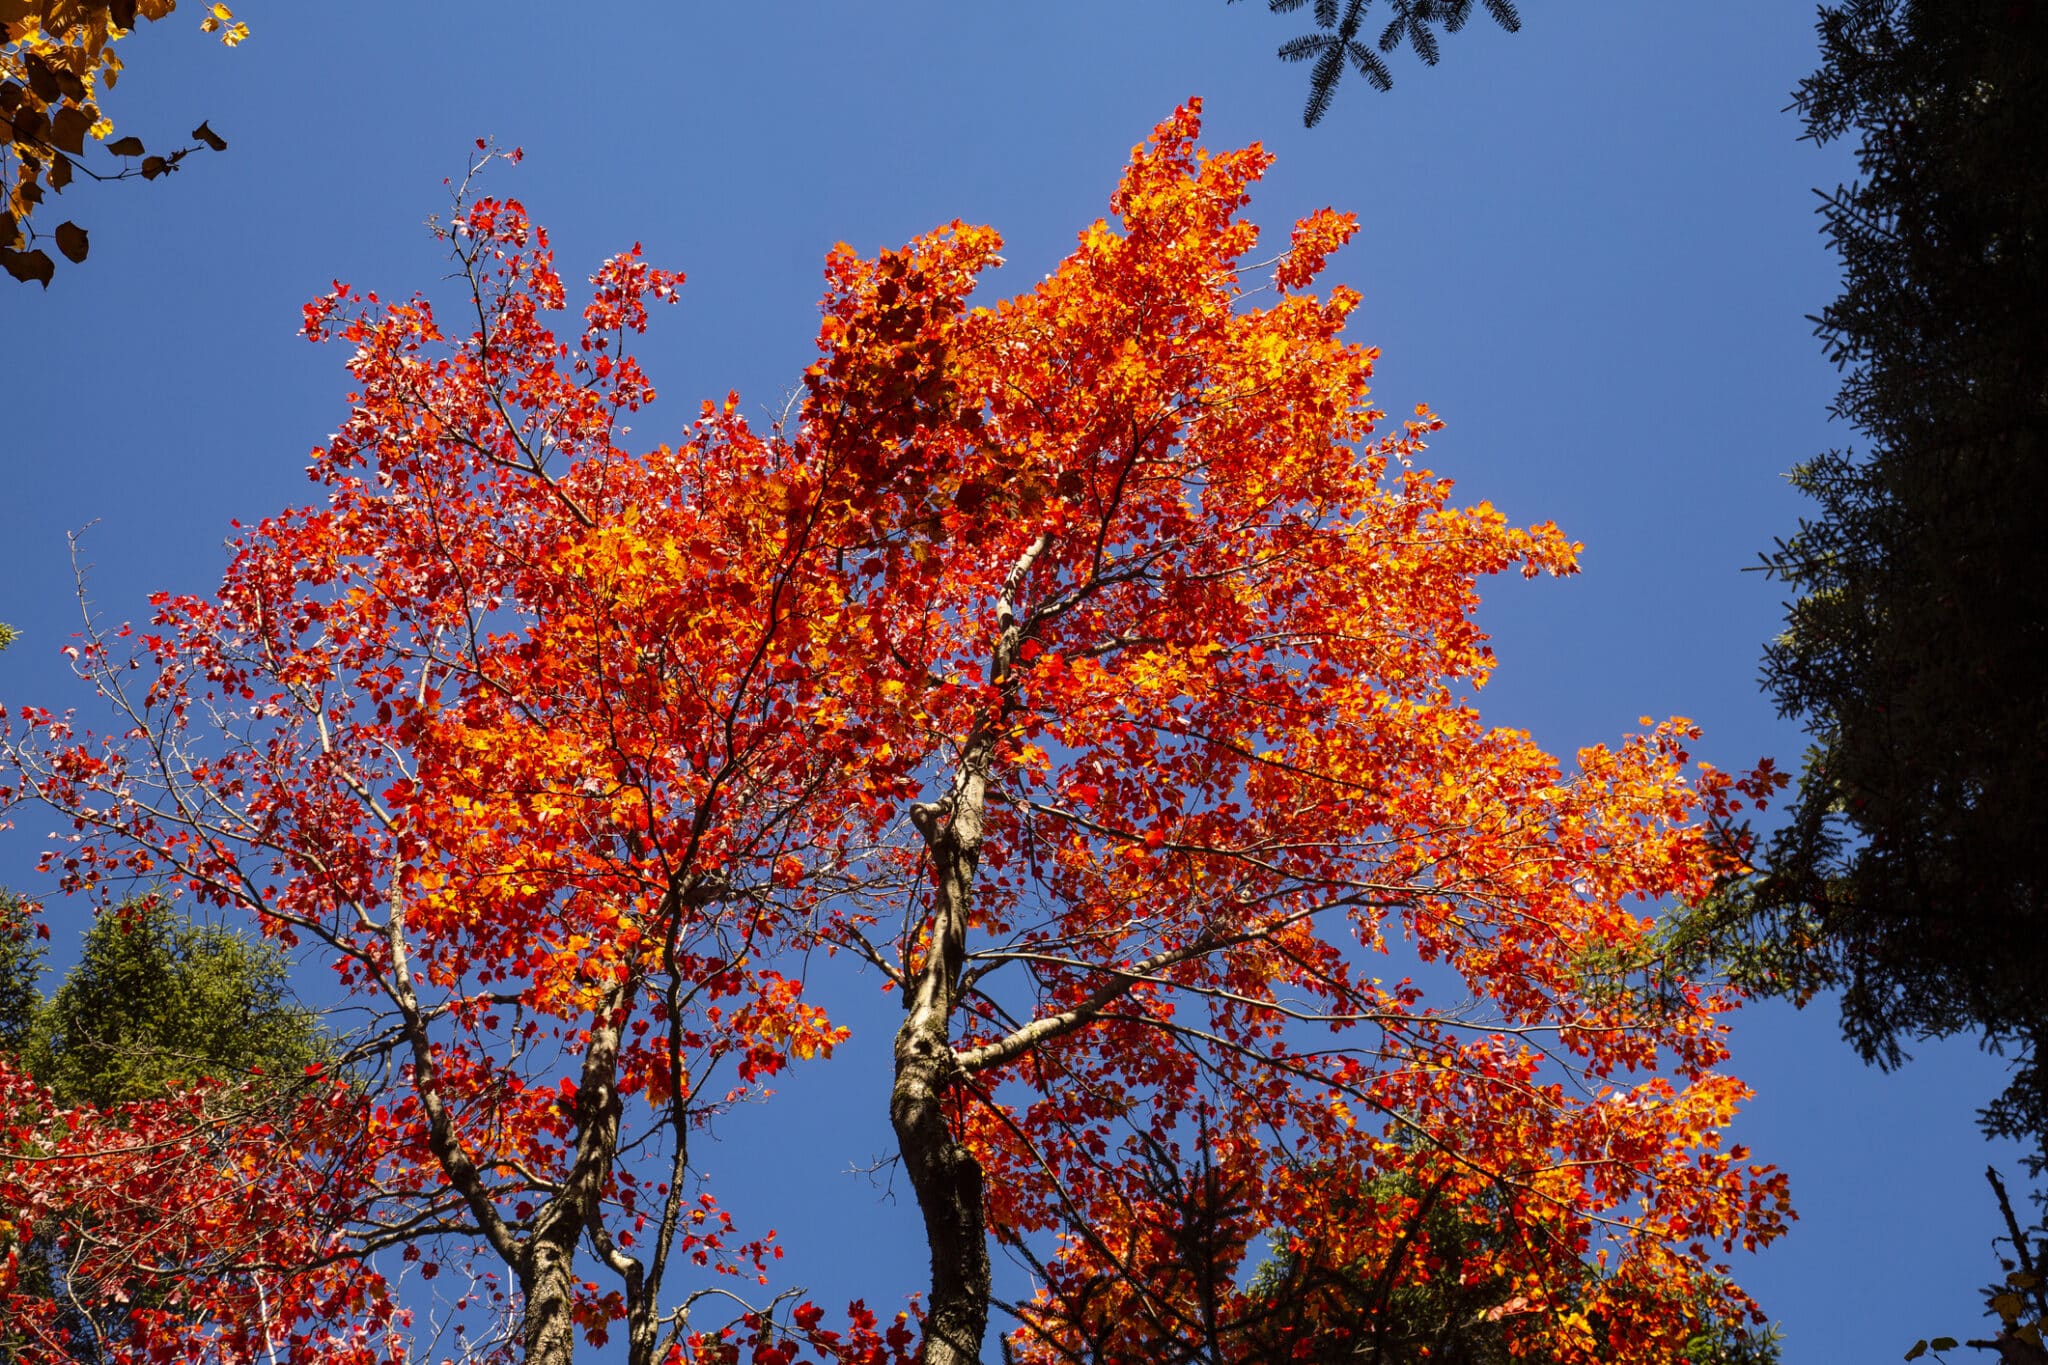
[
  {"left": 0, "top": 892, "right": 39, "bottom": 1057},
  {"left": 0, "top": 897, "right": 331, "bottom": 1365},
  {"left": 1720, "top": 0, "right": 2048, "bottom": 1166},
  {"left": 22, "top": 898, "right": 327, "bottom": 1108}
]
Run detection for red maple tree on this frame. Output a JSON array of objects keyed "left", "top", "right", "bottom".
[{"left": 0, "top": 105, "right": 1790, "bottom": 1365}]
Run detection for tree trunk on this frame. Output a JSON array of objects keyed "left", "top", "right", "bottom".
[
  {"left": 893, "top": 544, "right": 1038, "bottom": 1365},
  {"left": 893, "top": 1010, "right": 990, "bottom": 1365},
  {"left": 518, "top": 1000, "right": 629, "bottom": 1365},
  {"left": 520, "top": 1219, "right": 583, "bottom": 1365},
  {"left": 895, "top": 774, "right": 994, "bottom": 1363}
]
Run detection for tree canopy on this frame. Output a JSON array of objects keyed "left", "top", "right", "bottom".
[
  {"left": 0, "top": 106, "right": 1789, "bottom": 1365},
  {"left": 1016, "top": 1149, "right": 1782, "bottom": 1365},
  {"left": 1722, "top": 0, "right": 2048, "bottom": 1171},
  {"left": 18, "top": 896, "right": 326, "bottom": 1108}
]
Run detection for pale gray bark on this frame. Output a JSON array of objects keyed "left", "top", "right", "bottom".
[{"left": 889, "top": 537, "right": 1046, "bottom": 1364}]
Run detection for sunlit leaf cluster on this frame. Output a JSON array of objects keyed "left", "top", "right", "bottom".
[{"left": 0, "top": 0, "right": 235, "bottom": 284}]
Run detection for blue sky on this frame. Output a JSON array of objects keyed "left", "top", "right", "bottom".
[{"left": 0, "top": 3, "right": 2029, "bottom": 1360}]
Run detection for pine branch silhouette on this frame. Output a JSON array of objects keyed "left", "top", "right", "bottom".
[{"left": 1233, "top": 0, "right": 1523, "bottom": 125}]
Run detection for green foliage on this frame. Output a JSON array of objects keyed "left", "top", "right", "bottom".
[
  {"left": 0, "top": 890, "right": 43, "bottom": 1055},
  {"left": 1719, "top": 0, "right": 2048, "bottom": 1168},
  {"left": 21, "top": 896, "right": 326, "bottom": 1107},
  {"left": 1246, "top": 1174, "right": 1530, "bottom": 1365},
  {"left": 1685, "top": 1317, "right": 1784, "bottom": 1365},
  {"left": 1230, "top": 0, "right": 1523, "bottom": 126},
  {"left": 0, "top": 896, "right": 331, "bottom": 1365}
]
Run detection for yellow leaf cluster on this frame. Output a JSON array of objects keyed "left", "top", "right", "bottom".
[{"left": 1, "top": 0, "right": 244, "bottom": 274}]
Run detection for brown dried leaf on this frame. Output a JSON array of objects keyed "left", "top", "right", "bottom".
[
  {"left": 21, "top": 53, "right": 59, "bottom": 105},
  {"left": 9, "top": 105, "right": 48, "bottom": 146},
  {"left": 0, "top": 245, "right": 54, "bottom": 287},
  {"left": 48, "top": 104, "right": 90, "bottom": 155}
]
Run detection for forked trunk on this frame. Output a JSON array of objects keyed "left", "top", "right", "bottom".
[{"left": 889, "top": 550, "right": 1039, "bottom": 1364}]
